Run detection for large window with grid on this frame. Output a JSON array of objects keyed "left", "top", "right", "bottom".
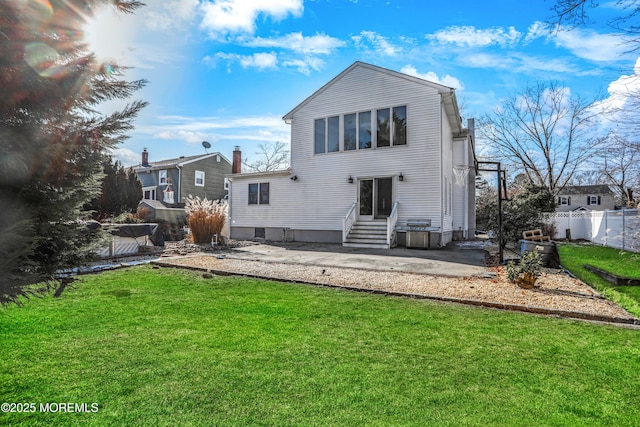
[{"left": 313, "top": 105, "right": 406, "bottom": 154}]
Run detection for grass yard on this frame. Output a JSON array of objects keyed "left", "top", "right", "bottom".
[
  {"left": 2, "top": 265, "right": 640, "bottom": 426},
  {"left": 558, "top": 243, "right": 640, "bottom": 318}
]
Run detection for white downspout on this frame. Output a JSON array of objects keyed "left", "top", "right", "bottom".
[
  {"left": 227, "top": 177, "right": 233, "bottom": 239},
  {"left": 439, "top": 95, "right": 444, "bottom": 247},
  {"left": 177, "top": 165, "right": 182, "bottom": 204},
  {"left": 463, "top": 136, "right": 469, "bottom": 239}
]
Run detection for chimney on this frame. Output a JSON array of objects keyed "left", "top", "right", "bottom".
[
  {"left": 232, "top": 146, "right": 241, "bottom": 174},
  {"left": 141, "top": 148, "right": 149, "bottom": 167}
]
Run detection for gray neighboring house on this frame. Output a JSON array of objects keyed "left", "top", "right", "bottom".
[
  {"left": 134, "top": 149, "right": 232, "bottom": 222},
  {"left": 556, "top": 185, "right": 616, "bottom": 212}
]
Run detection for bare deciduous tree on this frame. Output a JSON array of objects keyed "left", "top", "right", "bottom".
[
  {"left": 479, "top": 81, "right": 601, "bottom": 194},
  {"left": 243, "top": 141, "right": 290, "bottom": 173},
  {"left": 550, "top": 0, "right": 640, "bottom": 51},
  {"left": 596, "top": 134, "right": 640, "bottom": 207}
]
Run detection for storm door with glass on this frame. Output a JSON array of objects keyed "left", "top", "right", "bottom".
[{"left": 358, "top": 177, "right": 393, "bottom": 220}]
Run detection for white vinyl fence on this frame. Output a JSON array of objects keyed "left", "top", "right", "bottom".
[{"left": 546, "top": 209, "right": 640, "bottom": 253}]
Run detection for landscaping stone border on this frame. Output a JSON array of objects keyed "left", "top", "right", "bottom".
[
  {"left": 584, "top": 264, "right": 640, "bottom": 286},
  {"left": 153, "top": 260, "right": 640, "bottom": 328}
]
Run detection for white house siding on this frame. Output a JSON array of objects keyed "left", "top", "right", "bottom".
[
  {"left": 287, "top": 65, "right": 444, "bottom": 229},
  {"left": 451, "top": 137, "right": 475, "bottom": 239},
  {"left": 229, "top": 63, "right": 471, "bottom": 245},
  {"left": 440, "top": 106, "right": 454, "bottom": 241},
  {"left": 232, "top": 68, "right": 448, "bottom": 236}
]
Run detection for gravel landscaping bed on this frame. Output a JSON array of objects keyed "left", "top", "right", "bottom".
[{"left": 154, "top": 250, "right": 639, "bottom": 326}]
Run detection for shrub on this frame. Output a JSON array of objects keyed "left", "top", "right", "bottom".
[
  {"left": 185, "top": 196, "right": 227, "bottom": 244},
  {"left": 507, "top": 250, "right": 543, "bottom": 289},
  {"left": 136, "top": 206, "right": 153, "bottom": 221}
]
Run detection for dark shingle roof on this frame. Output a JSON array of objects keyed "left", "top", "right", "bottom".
[
  {"left": 134, "top": 154, "right": 214, "bottom": 171},
  {"left": 559, "top": 185, "right": 613, "bottom": 195}
]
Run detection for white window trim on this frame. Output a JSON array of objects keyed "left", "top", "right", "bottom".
[
  {"left": 159, "top": 169, "right": 167, "bottom": 185},
  {"left": 559, "top": 196, "right": 570, "bottom": 206},
  {"left": 313, "top": 104, "right": 407, "bottom": 155},
  {"left": 248, "top": 182, "right": 270, "bottom": 205},
  {"left": 143, "top": 186, "right": 157, "bottom": 200},
  {"left": 195, "top": 170, "right": 205, "bottom": 187}
]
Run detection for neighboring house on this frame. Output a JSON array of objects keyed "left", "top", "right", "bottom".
[
  {"left": 555, "top": 185, "right": 616, "bottom": 212},
  {"left": 134, "top": 149, "right": 231, "bottom": 222},
  {"left": 227, "top": 62, "right": 476, "bottom": 249}
]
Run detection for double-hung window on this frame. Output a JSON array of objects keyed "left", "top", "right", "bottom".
[
  {"left": 159, "top": 170, "right": 167, "bottom": 185},
  {"left": 249, "top": 183, "right": 269, "bottom": 205},
  {"left": 195, "top": 170, "right": 205, "bottom": 186}
]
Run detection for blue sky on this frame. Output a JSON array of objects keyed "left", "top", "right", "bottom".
[{"left": 83, "top": 0, "right": 640, "bottom": 166}]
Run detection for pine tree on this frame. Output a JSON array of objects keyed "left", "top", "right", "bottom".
[
  {"left": 0, "top": 1, "right": 147, "bottom": 304},
  {"left": 88, "top": 156, "right": 142, "bottom": 220}
]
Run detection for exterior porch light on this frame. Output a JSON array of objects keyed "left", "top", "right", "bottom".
[
  {"left": 348, "top": 176, "right": 354, "bottom": 184},
  {"left": 399, "top": 172, "right": 404, "bottom": 182}
]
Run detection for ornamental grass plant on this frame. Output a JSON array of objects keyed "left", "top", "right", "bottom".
[{"left": 184, "top": 195, "right": 227, "bottom": 244}]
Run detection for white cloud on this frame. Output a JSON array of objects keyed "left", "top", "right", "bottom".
[
  {"left": 524, "top": 21, "right": 549, "bottom": 44},
  {"left": 200, "top": 0, "right": 303, "bottom": 38},
  {"left": 210, "top": 52, "right": 279, "bottom": 70},
  {"left": 592, "top": 57, "right": 640, "bottom": 131},
  {"left": 400, "top": 65, "right": 464, "bottom": 90},
  {"left": 245, "top": 32, "right": 346, "bottom": 54},
  {"left": 241, "top": 52, "right": 278, "bottom": 69},
  {"left": 552, "top": 28, "right": 629, "bottom": 62},
  {"left": 464, "top": 52, "right": 580, "bottom": 74},
  {"left": 155, "top": 130, "right": 215, "bottom": 144},
  {"left": 352, "top": 31, "right": 401, "bottom": 56},
  {"left": 427, "top": 25, "right": 521, "bottom": 47},
  {"left": 139, "top": 114, "right": 291, "bottom": 146},
  {"left": 143, "top": 0, "right": 199, "bottom": 31},
  {"left": 110, "top": 147, "right": 142, "bottom": 166},
  {"left": 282, "top": 57, "right": 325, "bottom": 75}
]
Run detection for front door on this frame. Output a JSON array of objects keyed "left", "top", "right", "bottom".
[{"left": 358, "top": 177, "right": 393, "bottom": 220}]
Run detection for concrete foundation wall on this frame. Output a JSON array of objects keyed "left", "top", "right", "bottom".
[{"left": 231, "top": 227, "right": 342, "bottom": 243}]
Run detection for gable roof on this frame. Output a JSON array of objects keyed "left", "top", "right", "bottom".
[
  {"left": 282, "top": 61, "right": 463, "bottom": 134},
  {"left": 559, "top": 185, "right": 614, "bottom": 195},
  {"left": 134, "top": 152, "right": 230, "bottom": 172}
]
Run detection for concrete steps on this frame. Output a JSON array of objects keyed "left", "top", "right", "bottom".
[{"left": 343, "top": 221, "right": 389, "bottom": 249}]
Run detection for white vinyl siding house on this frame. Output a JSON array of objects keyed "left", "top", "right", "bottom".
[
  {"left": 227, "top": 62, "right": 475, "bottom": 247},
  {"left": 555, "top": 185, "right": 616, "bottom": 212}
]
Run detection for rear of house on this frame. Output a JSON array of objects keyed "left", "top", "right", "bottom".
[{"left": 228, "top": 62, "right": 475, "bottom": 248}]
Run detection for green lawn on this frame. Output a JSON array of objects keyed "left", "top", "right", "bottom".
[
  {"left": 558, "top": 243, "right": 640, "bottom": 318},
  {"left": 2, "top": 265, "right": 640, "bottom": 426}
]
